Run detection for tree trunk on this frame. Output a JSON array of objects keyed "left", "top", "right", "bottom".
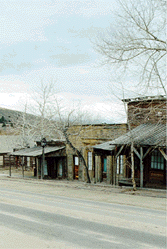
[
  {"left": 63, "top": 129, "right": 91, "bottom": 183},
  {"left": 131, "top": 142, "right": 136, "bottom": 191}
]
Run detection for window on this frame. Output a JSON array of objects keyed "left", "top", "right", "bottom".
[
  {"left": 27, "top": 157, "right": 30, "bottom": 167},
  {"left": 58, "top": 159, "right": 63, "bottom": 177},
  {"left": 74, "top": 156, "right": 79, "bottom": 166},
  {"left": 103, "top": 158, "right": 107, "bottom": 173},
  {"left": 151, "top": 150, "right": 164, "bottom": 170},
  {"left": 88, "top": 152, "right": 92, "bottom": 170},
  {"left": 117, "top": 155, "right": 124, "bottom": 174}
]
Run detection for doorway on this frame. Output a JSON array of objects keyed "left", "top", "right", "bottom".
[{"left": 74, "top": 156, "right": 79, "bottom": 180}]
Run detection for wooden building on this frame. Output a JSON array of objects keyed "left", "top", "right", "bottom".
[
  {"left": 93, "top": 95, "right": 167, "bottom": 188},
  {"left": 0, "top": 135, "right": 35, "bottom": 168},
  {"left": 93, "top": 122, "right": 166, "bottom": 188},
  {"left": 9, "top": 140, "right": 67, "bottom": 179}
]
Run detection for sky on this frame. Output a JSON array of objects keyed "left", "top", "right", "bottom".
[{"left": 0, "top": 0, "right": 129, "bottom": 123}]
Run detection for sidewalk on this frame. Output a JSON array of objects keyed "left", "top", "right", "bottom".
[
  {"left": 0, "top": 173, "right": 166, "bottom": 199},
  {"left": 0, "top": 174, "right": 166, "bottom": 211}
]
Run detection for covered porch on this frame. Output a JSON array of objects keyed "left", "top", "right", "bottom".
[
  {"left": 93, "top": 124, "right": 166, "bottom": 188},
  {"left": 9, "top": 144, "right": 67, "bottom": 179}
]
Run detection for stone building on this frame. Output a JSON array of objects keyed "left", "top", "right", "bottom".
[
  {"left": 123, "top": 95, "right": 166, "bottom": 128},
  {"left": 66, "top": 123, "right": 127, "bottom": 181}
]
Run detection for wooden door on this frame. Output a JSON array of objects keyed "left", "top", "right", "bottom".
[
  {"left": 102, "top": 157, "right": 107, "bottom": 179},
  {"left": 74, "top": 156, "right": 79, "bottom": 180}
]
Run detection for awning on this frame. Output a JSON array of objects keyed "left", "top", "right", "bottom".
[
  {"left": 109, "top": 124, "right": 166, "bottom": 147},
  {"left": 9, "top": 146, "right": 65, "bottom": 157},
  {"left": 93, "top": 123, "right": 166, "bottom": 151},
  {"left": 93, "top": 141, "right": 115, "bottom": 151}
]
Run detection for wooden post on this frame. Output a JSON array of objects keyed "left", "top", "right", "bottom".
[
  {"left": 37, "top": 157, "right": 39, "bottom": 179},
  {"left": 22, "top": 157, "right": 24, "bottom": 177},
  {"left": 100, "top": 156, "right": 102, "bottom": 182},
  {"left": 3, "top": 155, "right": 4, "bottom": 167},
  {"left": 107, "top": 156, "right": 112, "bottom": 184},
  {"left": 111, "top": 155, "right": 114, "bottom": 185},
  {"left": 95, "top": 155, "right": 100, "bottom": 182},
  {"left": 140, "top": 147, "right": 143, "bottom": 188},
  {"left": 113, "top": 149, "right": 117, "bottom": 186},
  {"left": 9, "top": 155, "right": 11, "bottom": 177},
  {"left": 41, "top": 146, "right": 45, "bottom": 179},
  {"left": 93, "top": 153, "right": 96, "bottom": 183},
  {"left": 95, "top": 156, "right": 97, "bottom": 182},
  {"left": 114, "top": 156, "right": 117, "bottom": 185}
]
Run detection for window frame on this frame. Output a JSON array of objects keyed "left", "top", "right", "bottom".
[
  {"left": 151, "top": 150, "right": 164, "bottom": 170},
  {"left": 87, "top": 151, "right": 93, "bottom": 170},
  {"left": 74, "top": 156, "right": 79, "bottom": 166},
  {"left": 117, "top": 155, "right": 124, "bottom": 174}
]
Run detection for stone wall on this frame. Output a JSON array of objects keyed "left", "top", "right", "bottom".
[
  {"left": 66, "top": 124, "right": 127, "bottom": 181},
  {"left": 127, "top": 98, "right": 166, "bottom": 128}
]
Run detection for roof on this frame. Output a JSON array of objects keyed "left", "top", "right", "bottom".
[
  {"left": 122, "top": 95, "right": 166, "bottom": 103},
  {"left": 93, "top": 123, "right": 166, "bottom": 150},
  {"left": 109, "top": 124, "right": 166, "bottom": 147},
  {"left": 68, "top": 123, "right": 126, "bottom": 127},
  {"left": 9, "top": 146, "right": 65, "bottom": 157},
  {"left": 93, "top": 141, "right": 115, "bottom": 151}
]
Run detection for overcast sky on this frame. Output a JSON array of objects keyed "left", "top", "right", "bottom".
[{"left": 0, "top": 0, "right": 129, "bottom": 123}]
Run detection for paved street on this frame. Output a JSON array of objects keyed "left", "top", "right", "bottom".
[{"left": 0, "top": 178, "right": 166, "bottom": 248}]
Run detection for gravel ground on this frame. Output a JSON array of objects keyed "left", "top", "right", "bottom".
[
  {"left": 0, "top": 168, "right": 166, "bottom": 211},
  {"left": 0, "top": 168, "right": 166, "bottom": 198},
  {"left": 0, "top": 169, "right": 166, "bottom": 249}
]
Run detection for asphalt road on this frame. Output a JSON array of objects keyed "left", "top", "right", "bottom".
[{"left": 0, "top": 186, "right": 166, "bottom": 248}]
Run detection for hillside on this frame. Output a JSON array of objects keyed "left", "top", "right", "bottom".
[
  {"left": 0, "top": 107, "right": 22, "bottom": 122},
  {"left": 0, "top": 106, "right": 62, "bottom": 140},
  {"left": 0, "top": 107, "right": 21, "bottom": 135},
  {"left": 0, "top": 107, "right": 42, "bottom": 136}
]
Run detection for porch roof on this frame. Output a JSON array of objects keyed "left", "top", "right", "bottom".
[
  {"left": 9, "top": 146, "right": 65, "bottom": 157},
  {"left": 93, "top": 141, "right": 115, "bottom": 151},
  {"left": 109, "top": 124, "right": 166, "bottom": 147},
  {"left": 93, "top": 123, "right": 166, "bottom": 151}
]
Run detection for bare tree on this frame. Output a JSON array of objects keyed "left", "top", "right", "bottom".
[
  {"left": 10, "top": 80, "right": 61, "bottom": 148},
  {"left": 119, "top": 85, "right": 137, "bottom": 190},
  {"left": 12, "top": 81, "right": 92, "bottom": 183},
  {"left": 95, "top": 0, "right": 166, "bottom": 95},
  {"left": 31, "top": 79, "right": 57, "bottom": 139},
  {"left": 55, "top": 99, "right": 91, "bottom": 183},
  {"left": 94, "top": 0, "right": 166, "bottom": 190}
]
